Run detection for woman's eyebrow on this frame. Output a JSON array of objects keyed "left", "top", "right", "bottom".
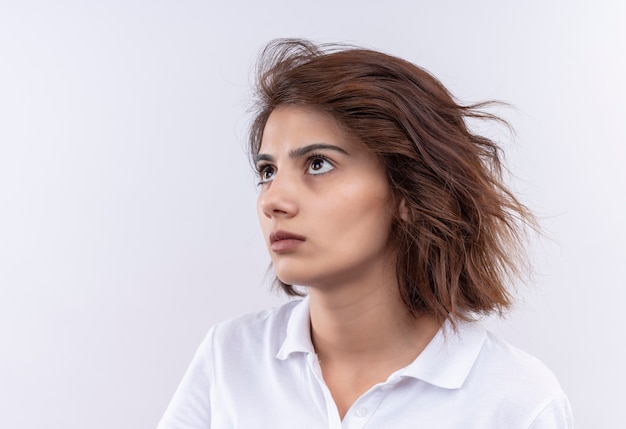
[
  {"left": 255, "top": 143, "right": 348, "bottom": 164},
  {"left": 254, "top": 153, "right": 273, "bottom": 164},
  {"left": 288, "top": 143, "right": 348, "bottom": 158}
]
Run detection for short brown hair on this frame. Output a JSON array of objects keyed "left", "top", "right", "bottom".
[{"left": 249, "top": 39, "right": 536, "bottom": 324}]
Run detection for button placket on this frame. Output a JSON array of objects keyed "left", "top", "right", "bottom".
[
  {"left": 341, "top": 403, "right": 372, "bottom": 429},
  {"left": 306, "top": 353, "right": 343, "bottom": 429},
  {"left": 341, "top": 385, "right": 391, "bottom": 429},
  {"left": 354, "top": 406, "right": 368, "bottom": 418}
]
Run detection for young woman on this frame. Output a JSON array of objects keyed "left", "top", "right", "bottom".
[{"left": 158, "top": 39, "right": 573, "bottom": 428}]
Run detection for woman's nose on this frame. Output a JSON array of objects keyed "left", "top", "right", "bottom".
[{"left": 258, "top": 172, "right": 299, "bottom": 219}]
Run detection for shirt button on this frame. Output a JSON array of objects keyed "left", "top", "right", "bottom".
[{"left": 355, "top": 406, "right": 368, "bottom": 417}]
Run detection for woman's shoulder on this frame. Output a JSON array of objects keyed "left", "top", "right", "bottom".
[
  {"left": 477, "top": 330, "right": 563, "bottom": 394},
  {"left": 426, "top": 322, "right": 573, "bottom": 427},
  {"left": 465, "top": 328, "right": 573, "bottom": 426},
  {"left": 215, "top": 298, "right": 301, "bottom": 332},
  {"left": 413, "top": 319, "right": 564, "bottom": 397},
  {"left": 200, "top": 298, "right": 305, "bottom": 354}
]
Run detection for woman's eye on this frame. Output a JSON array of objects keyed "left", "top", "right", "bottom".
[
  {"left": 308, "top": 157, "right": 334, "bottom": 175},
  {"left": 258, "top": 165, "right": 276, "bottom": 183}
]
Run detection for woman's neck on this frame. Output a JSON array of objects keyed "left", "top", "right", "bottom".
[
  {"left": 307, "top": 276, "right": 441, "bottom": 420},
  {"left": 308, "top": 275, "right": 441, "bottom": 367}
]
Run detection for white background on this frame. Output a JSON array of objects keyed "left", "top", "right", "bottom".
[{"left": 1, "top": 1, "right": 624, "bottom": 428}]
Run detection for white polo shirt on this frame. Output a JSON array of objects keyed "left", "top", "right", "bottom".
[{"left": 158, "top": 297, "right": 573, "bottom": 428}]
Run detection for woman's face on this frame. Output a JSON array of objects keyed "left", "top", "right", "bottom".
[{"left": 256, "top": 106, "right": 395, "bottom": 289}]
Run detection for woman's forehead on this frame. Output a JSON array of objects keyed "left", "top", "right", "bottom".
[{"left": 259, "top": 106, "right": 366, "bottom": 156}]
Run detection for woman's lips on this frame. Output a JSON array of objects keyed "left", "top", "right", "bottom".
[{"left": 270, "top": 230, "right": 305, "bottom": 253}]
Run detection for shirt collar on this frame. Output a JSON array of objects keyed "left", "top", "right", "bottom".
[
  {"left": 276, "top": 296, "right": 314, "bottom": 360},
  {"left": 399, "top": 318, "right": 487, "bottom": 389},
  {"left": 275, "top": 296, "right": 487, "bottom": 390}
]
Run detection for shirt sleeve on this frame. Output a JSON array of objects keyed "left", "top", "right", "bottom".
[
  {"left": 157, "top": 327, "right": 216, "bottom": 429},
  {"left": 528, "top": 392, "right": 574, "bottom": 429}
]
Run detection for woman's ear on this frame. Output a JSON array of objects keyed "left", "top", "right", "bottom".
[{"left": 399, "top": 198, "right": 410, "bottom": 222}]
